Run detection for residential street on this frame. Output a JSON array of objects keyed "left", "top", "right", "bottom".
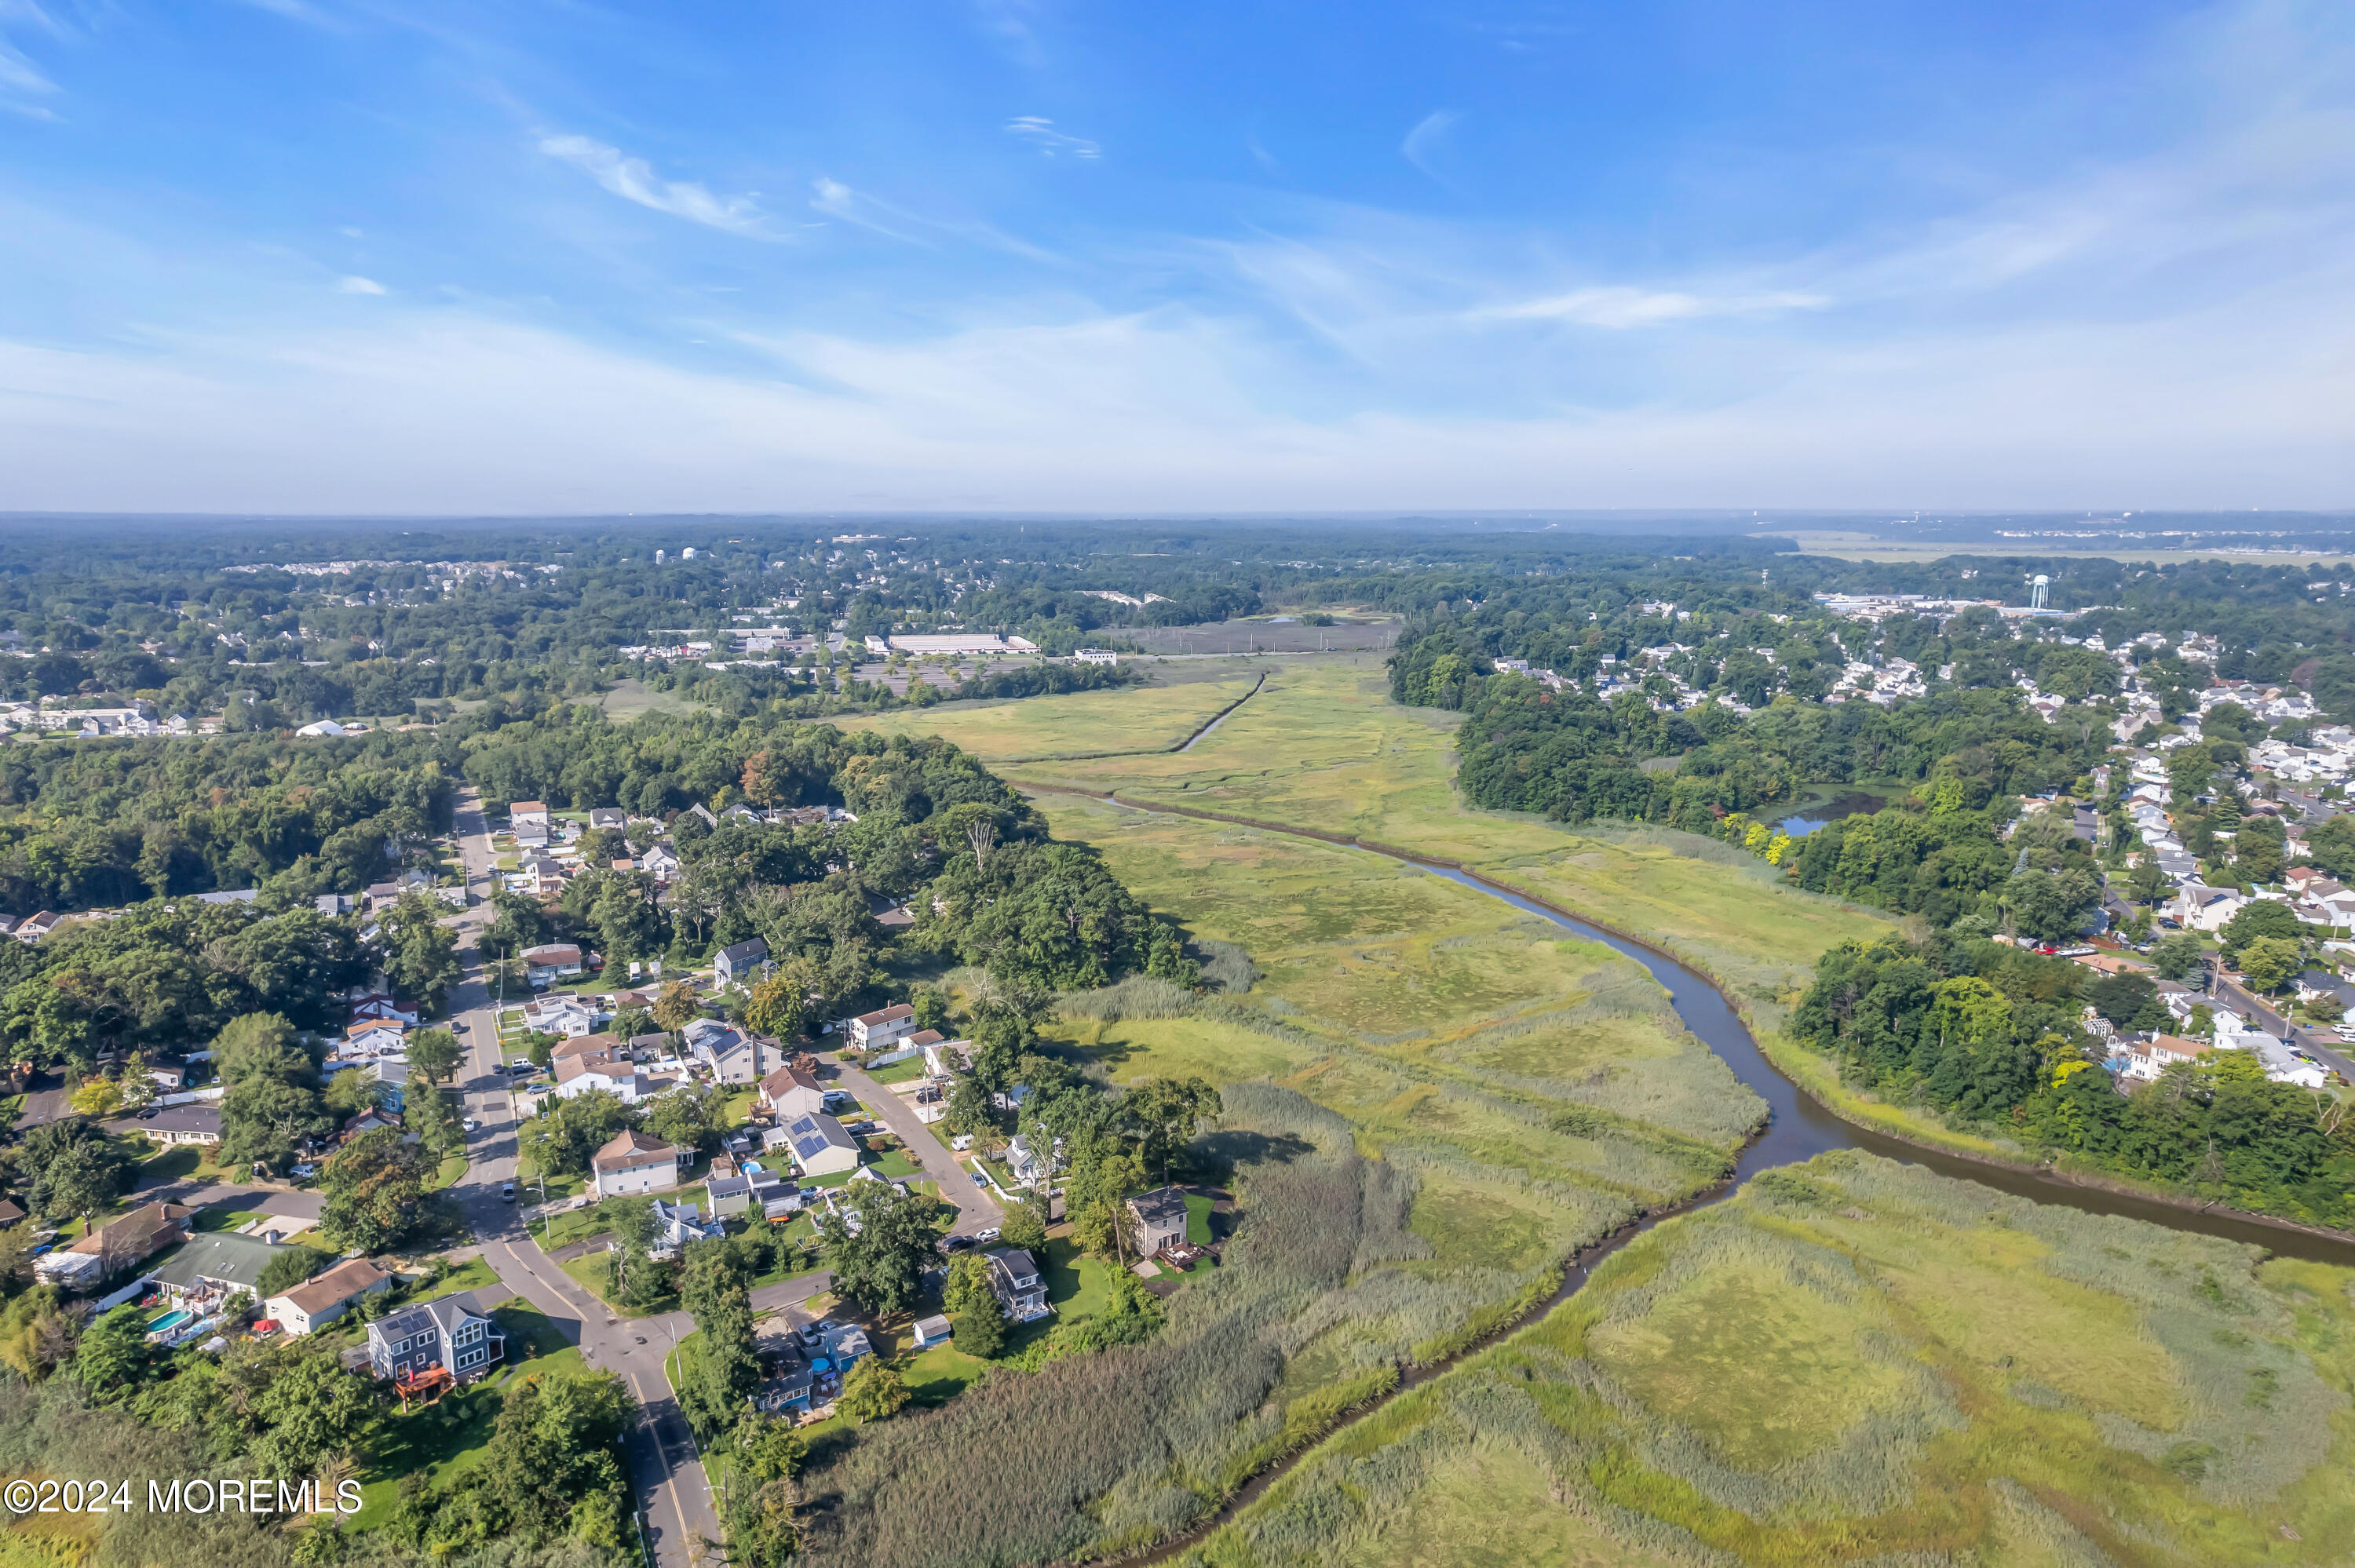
[
  {"left": 831, "top": 1059, "right": 1003, "bottom": 1239},
  {"left": 2206, "top": 965, "right": 2355, "bottom": 1078},
  {"left": 442, "top": 786, "right": 725, "bottom": 1568}
]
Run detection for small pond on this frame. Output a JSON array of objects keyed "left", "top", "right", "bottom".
[{"left": 1776, "top": 791, "right": 1890, "bottom": 837}]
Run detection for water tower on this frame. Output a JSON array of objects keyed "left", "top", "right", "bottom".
[{"left": 2029, "top": 574, "right": 2050, "bottom": 612}]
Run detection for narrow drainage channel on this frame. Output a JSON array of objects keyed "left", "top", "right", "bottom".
[
  {"left": 1088, "top": 793, "right": 2355, "bottom": 1566},
  {"left": 1176, "top": 673, "right": 1265, "bottom": 753}
]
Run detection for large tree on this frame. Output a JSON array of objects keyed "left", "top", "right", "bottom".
[
  {"left": 940, "top": 1252, "right": 1006, "bottom": 1358},
  {"left": 1122, "top": 1076, "right": 1221, "bottom": 1183},
  {"left": 318, "top": 1127, "right": 435, "bottom": 1252},
  {"left": 406, "top": 1026, "right": 462, "bottom": 1085},
  {"left": 678, "top": 1238, "right": 761, "bottom": 1441},
  {"left": 815, "top": 1181, "right": 946, "bottom": 1318},
  {"left": 374, "top": 892, "right": 463, "bottom": 1013}
]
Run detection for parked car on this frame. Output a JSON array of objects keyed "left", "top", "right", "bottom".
[
  {"left": 950, "top": 1134, "right": 973, "bottom": 1151},
  {"left": 509, "top": 1058, "right": 534, "bottom": 1074},
  {"left": 462, "top": 1118, "right": 481, "bottom": 1133},
  {"left": 973, "top": 1226, "right": 1001, "bottom": 1244},
  {"left": 501, "top": 1182, "right": 516, "bottom": 1202},
  {"left": 939, "top": 1234, "right": 975, "bottom": 1253},
  {"left": 135, "top": 1106, "right": 159, "bottom": 1120},
  {"left": 971, "top": 1171, "right": 988, "bottom": 1187}
]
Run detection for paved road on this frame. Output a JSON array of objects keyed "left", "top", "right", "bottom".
[
  {"left": 830, "top": 1060, "right": 1002, "bottom": 1239},
  {"left": 2207, "top": 966, "right": 2355, "bottom": 1078},
  {"left": 12, "top": 1072, "right": 69, "bottom": 1130},
  {"left": 125, "top": 1178, "right": 324, "bottom": 1220},
  {"left": 441, "top": 786, "right": 725, "bottom": 1568}
]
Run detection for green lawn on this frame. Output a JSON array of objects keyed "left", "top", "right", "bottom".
[
  {"left": 864, "top": 1056, "right": 929, "bottom": 1085},
  {"left": 896, "top": 1340, "right": 992, "bottom": 1409},
  {"left": 193, "top": 1207, "right": 266, "bottom": 1234},
  {"left": 1183, "top": 1192, "right": 1215, "bottom": 1247},
  {"left": 1042, "top": 1237, "right": 1112, "bottom": 1318},
  {"left": 871, "top": 1150, "right": 920, "bottom": 1179},
  {"left": 347, "top": 1299, "right": 585, "bottom": 1531},
  {"left": 427, "top": 1153, "right": 469, "bottom": 1192},
  {"left": 559, "top": 1253, "right": 675, "bottom": 1318},
  {"left": 831, "top": 675, "right": 1261, "bottom": 761}
]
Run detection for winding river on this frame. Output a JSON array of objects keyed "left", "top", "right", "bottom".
[{"left": 1087, "top": 792, "right": 2355, "bottom": 1564}]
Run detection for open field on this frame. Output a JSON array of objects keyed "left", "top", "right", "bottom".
[
  {"left": 1183, "top": 1151, "right": 2355, "bottom": 1568},
  {"left": 1017, "top": 794, "right": 1765, "bottom": 1431},
  {"left": 886, "top": 656, "right": 1893, "bottom": 1007},
  {"left": 830, "top": 673, "right": 1260, "bottom": 760}
]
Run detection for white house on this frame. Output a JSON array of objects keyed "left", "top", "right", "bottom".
[
  {"left": 265, "top": 1257, "right": 392, "bottom": 1336},
  {"left": 521, "top": 944, "right": 586, "bottom": 986},
  {"left": 524, "top": 994, "right": 601, "bottom": 1038},
  {"left": 780, "top": 1112, "right": 860, "bottom": 1176},
  {"left": 509, "top": 801, "right": 551, "bottom": 830},
  {"left": 842, "top": 1003, "right": 916, "bottom": 1052},
  {"left": 2174, "top": 885, "right": 2245, "bottom": 933},
  {"left": 758, "top": 1063, "right": 827, "bottom": 1121},
  {"left": 2116, "top": 1034, "right": 2214, "bottom": 1081},
  {"left": 591, "top": 1129, "right": 690, "bottom": 1197}
]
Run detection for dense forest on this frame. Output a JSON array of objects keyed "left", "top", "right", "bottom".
[
  {"left": 1795, "top": 933, "right": 2355, "bottom": 1227},
  {"left": 0, "top": 730, "right": 457, "bottom": 915}
]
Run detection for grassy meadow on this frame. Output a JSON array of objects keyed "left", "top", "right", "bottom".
[
  {"left": 942, "top": 656, "right": 1893, "bottom": 1008},
  {"left": 1183, "top": 1151, "right": 2355, "bottom": 1568},
  {"left": 830, "top": 672, "right": 1260, "bottom": 760}
]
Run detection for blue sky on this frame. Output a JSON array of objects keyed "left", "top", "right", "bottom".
[{"left": 0, "top": 0, "right": 2349, "bottom": 513}]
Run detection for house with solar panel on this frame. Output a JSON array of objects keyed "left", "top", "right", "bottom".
[
  {"left": 781, "top": 1111, "right": 860, "bottom": 1176},
  {"left": 365, "top": 1292, "right": 506, "bottom": 1395}
]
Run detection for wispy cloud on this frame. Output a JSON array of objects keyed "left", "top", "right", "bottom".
[
  {"left": 809, "top": 176, "right": 923, "bottom": 244},
  {"left": 1400, "top": 110, "right": 1459, "bottom": 180},
  {"left": 809, "top": 175, "right": 1057, "bottom": 261},
  {"left": 0, "top": 0, "right": 63, "bottom": 119},
  {"left": 1480, "top": 286, "right": 1829, "bottom": 329},
  {"left": 1005, "top": 116, "right": 1098, "bottom": 159},
  {"left": 538, "top": 133, "right": 769, "bottom": 236},
  {"left": 336, "top": 275, "right": 385, "bottom": 294}
]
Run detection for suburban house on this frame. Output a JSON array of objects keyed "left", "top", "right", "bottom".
[
  {"left": 0, "top": 1198, "right": 23, "bottom": 1227},
  {"left": 348, "top": 994, "right": 421, "bottom": 1028},
  {"left": 521, "top": 944, "right": 586, "bottom": 986},
  {"left": 2174, "top": 884, "right": 2246, "bottom": 933},
  {"left": 705, "top": 1173, "right": 753, "bottom": 1217},
  {"left": 35, "top": 1202, "right": 192, "bottom": 1287},
  {"left": 1126, "top": 1187, "right": 1192, "bottom": 1256},
  {"left": 344, "top": 1020, "right": 407, "bottom": 1059},
  {"left": 713, "top": 936, "right": 772, "bottom": 987},
  {"left": 922, "top": 1038, "right": 972, "bottom": 1078},
  {"left": 554, "top": 1048, "right": 672, "bottom": 1104},
  {"left": 151, "top": 1231, "right": 294, "bottom": 1301},
  {"left": 636, "top": 842, "right": 682, "bottom": 883},
  {"left": 553, "top": 1032, "right": 621, "bottom": 1064},
  {"left": 509, "top": 800, "right": 551, "bottom": 830},
  {"left": 1006, "top": 1134, "right": 1050, "bottom": 1187},
  {"left": 141, "top": 1104, "right": 223, "bottom": 1147},
  {"left": 758, "top": 1063, "right": 827, "bottom": 1121},
  {"left": 630, "top": 1199, "right": 725, "bottom": 1260},
  {"left": 524, "top": 994, "right": 601, "bottom": 1038},
  {"left": 372, "top": 1059, "right": 410, "bottom": 1114},
  {"left": 366, "top": 1293, "right": 506, "bottom": 1388},
  {"left": 752, "top": 1329, "right": 818, "bottom": 1414},
  {"left": 14, "top": 911, "right": 62, "bottom": 943},
  {"left": 340, "top": 1108, "right": 404, "bottom": 1143},
  {"left": 984, "top": 1247, "right": 1052, "bottom": 1322},
  {"left": 265, "top": 1257, "right": 392, "bottom": 1335},
  {"left": 685, "top": 1019, "right": 767, "bottom": 1084},
  {"left": 591, "top": 1129, "right": 690, "bottom": 1196},
  {"left": 2116, "top": 1034, "right": 2214, "bottom": 1081},
  {"left": 780, "top": 1112, "right": 860, "bottom": 1176},
  {"left": 842, "top": 1003, "right": 916, "bottom": 1052},
  {"left": 589, "top": 808, "right": 626, "bottom": 831}
]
